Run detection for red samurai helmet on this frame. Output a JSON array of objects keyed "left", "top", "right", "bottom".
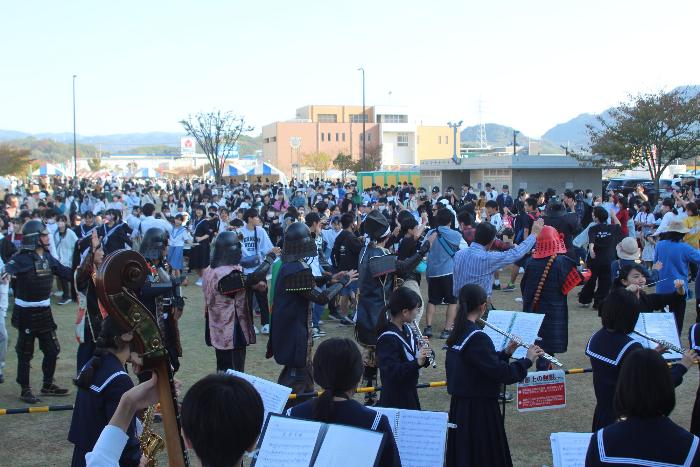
[{"left": 532, "top": 226, "right": 566, "bottom": 259}]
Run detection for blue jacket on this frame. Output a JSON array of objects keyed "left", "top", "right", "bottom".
[
  {"left": 655, "top": 240, "right": 700, "bottom": 294},
  {"left": 426, "top": 226, "right": 462, "bottom": 278}
]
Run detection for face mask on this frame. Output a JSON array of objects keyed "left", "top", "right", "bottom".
[
  {"left": 47, "top": 219, "right": 56, "bottom": 224},
  {"left": 587, "top": 193, "right": 593, "bottom": 198}
]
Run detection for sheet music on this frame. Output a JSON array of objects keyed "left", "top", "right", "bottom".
[
  {"left": 482, "top": 310, "right": 515, "bottom": 351},
  {"left": 394, "top": 410, "right": 448, "bottom": 467},
  {"left": 313, "top": 424, "right": 383, "bottom": 467},
  {"left": 550, "top": 432, "right": 592, "bottom": 467},
  {"left": 372, "top": 407, "right": 399, "bottom": 434},
  {"left": 510, "top": 312, "right": 545, "bottom": 359},
  {"left": 630, "top": 314, "right": 652, "bottom": 349},
  {"left": 254, "top": 415, "right": 322, "bottom": 467},
  {"left": 641, "top": 313, "right": 683, "bottom": 360},
  {"left": 226, "top": 370, "right": 292, "bottom": 421}
]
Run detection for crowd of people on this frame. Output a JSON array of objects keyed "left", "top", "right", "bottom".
[{"left": 2, "top": 174, "right": 700, "bottom": 466}]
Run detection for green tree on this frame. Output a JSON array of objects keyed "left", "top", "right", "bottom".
[
  {"left": 180, "top": 111, "right": 253, "bottom": 183},
  {"left": 573, "top": 89, "right": 700, "bottom": 191},
  {"left": 0, "top": 144, "right": 31, "bottom": 175},
  {"left": 333, "top": 152, "right": 354, "bottom": 180},
  {"left": 87, "top": 157, "right": 102, "bottom": 171},
  {"left": 302, "top": 151, "right": 333, "bottom": 175}
]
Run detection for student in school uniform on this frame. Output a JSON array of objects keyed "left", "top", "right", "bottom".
[
  {"left": 585, "top": 288, "right": 694, "bottom": 431},
  {"left": 375, "top": 286, "right": 432, "bottom": 410},
  {"left": 68, "top": 317, "right": 143, "bottom": 467},
  {"left": 690, "top": 322, "right": 700, "bottom": 435},
  {"left": 585, "top": 348, "right": 700, "bottom": 466},
  {"left": 287, "top": 337, "right": 401, "bottom": 467},
  {"left": 167, "top": 214, "right": 192, "bottom": 281},
  {"left": 445, "top": 284, "right": 544, "bottom": 467}
]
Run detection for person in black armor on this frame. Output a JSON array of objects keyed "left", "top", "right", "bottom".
[
  {"left": 138, "top": 227, "right": 184, "bottom": 373},
  {"left": 355, "top": 209, "right": 436, "bottom": 405},
  {"left": 203, "top": 231, "right": 280, "bottom": 372},
  {"left": 6, "top": 219, "right": 74, "bottom": 403},
  {"left": 268, "top": 222, "right": 358, "bottom": 405}
]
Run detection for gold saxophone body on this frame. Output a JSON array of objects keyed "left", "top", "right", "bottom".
[{"left": 140, "top": 405, "right": 165, "bottom": 466}]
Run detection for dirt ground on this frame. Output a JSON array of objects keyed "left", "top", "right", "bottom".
[{"left": 1, "top": 268, "right": 698, "bottom": 466}]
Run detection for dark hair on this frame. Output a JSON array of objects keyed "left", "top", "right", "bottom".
[
  {"left": 376, "top": 286, "right": 422, "bottom": 335},
  {"left": 564, "top": 190, "right": 575, "bottom": 200},
  {"left": 485, "top": 200, "right": 498, "bottom": 210},
  {"left": 600, "top": 288, "right": 640, "bottom": 333},
  {"left": 74, "top": 317, "right": 128, "bottom": 389},
  {"left": 613, "top": 348, "right": 675, "bottom": 419},
  {"left": 435, "top": 208, "right": 452, "bottom": 226},
  {"left": 340, "top": 212, "right": 354, "bottom": 229},
  {"left": 243, "top": 208, "right": 259, "bottom": 222},
  {"left": 400, "top": 217, "right": 418, "bottom": 236},
  {"left": 474, "top": 222, "right": 496, "bottom": 246},
  {"left": 617, "top": 196, "right": 628, "bottom": 209},
  {"left": 312, "top": 338, "right": 363, "bottom": 423},
  {"left": 181, "top": 374, "right": 264, "bottom": 467},
  {"left": 525, "top": 197, "right": 538, "bottom": 210},
  {"left": 142, "top": 203, "right": 155, "bottom": 217},
  {"left": 447, "top": 284, "right": 488, "bottom": 347},
  {"left": 613, "top": 263, "right": 648, "bottom": 288},
  {"left": 687, "top": 202, "right": 698, "bottom": 216},
  {"left": 659, "top": 231, "right": 685, "bottom": 242},
  {"left": 305, "top": 212, "right": 321, "bottom": 227},
  {"left": 457, "top": 210, "right": 473, "bottom": 227},
  {"left": 593, "top": 206, "right": 609, "bottom": 223}
]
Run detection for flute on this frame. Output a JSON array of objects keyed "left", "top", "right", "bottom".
[
  {"left": 633, "top": 330, "right": 687, "bottom": 355},
  {"left": 409, "top": 320, "right": 437, "bottom": 368},
  {"left": 477, "top": 318, "right": 563, "bottom": 367}
]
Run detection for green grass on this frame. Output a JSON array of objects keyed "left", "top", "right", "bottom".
[{"left": 1, "top": 271, "right": 698, "bottom": 466}]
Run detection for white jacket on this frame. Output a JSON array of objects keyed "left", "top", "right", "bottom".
[{"left": 53, "top": 229, "right": 79, "bottom": 268}]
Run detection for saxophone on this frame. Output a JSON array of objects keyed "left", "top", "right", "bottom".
[{"left": 140, "top": 405, "right": 165, "bottom": 466}]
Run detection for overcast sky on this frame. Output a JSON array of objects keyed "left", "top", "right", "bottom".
[{"left": 2, "top": 0, "right": 699, "bottom": 139}]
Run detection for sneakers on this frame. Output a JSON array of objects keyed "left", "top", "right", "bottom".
[
  {"left": 423, "top": 326, "right": 433, "bottom": 338},
  {"left": 439, "top": 329, "right": 452, "bottom": 339},
  {"left": 579, "top": 303, "right": 591, "bottom": 308},
  {"left": 53, "top": 291, "right": 63, "bottom": 297},
  {"left": 502, "top": 284, "right": 516, "bottom": 292},
  {"left": 41, "top": 383, "right": 69, "bottom": 396},
  {"left": 318, "top": 320, "right": 325, "bottom": 326},
  {"left": 254, "top": 325, "right": 260, "bottom": 335},
  {"left": 328, "top": 311, "right": 343, "bottom": 321},
  {"left": 339, "top": 316, "right": 355, "bottom": 326},
  {"left": 195, "top": 279, "right": 203, "bottom": 287},
  {"left": 260, "top": 324, "right": 270, "bottom": 335},
  {"left": 58, "top": 298, "right": 73, "bottom": 305},
  {"left": 492, "top": 283, "right": 502, "bottom": 291},
  {"left": 363, "top": 392, "right": 377, "bottom": 406},
  {"left": 20, "top": 388, "right": 41, "bottom": 404},
  {"left": 0, "top": 373, "right": 4, "bottom": 384},
  {"left": 518, "top": 267, "right": 525, "bottom": 274},
  {"left": 312, "top": 327, "right": 326, "bottom": 339}
]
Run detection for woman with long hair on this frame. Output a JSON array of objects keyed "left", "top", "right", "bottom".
[
  {"left": 189, "top": 204, "right": 212, "bottom": 286},
  {"left": 445, "top": 284, "right": 543, "bottom": 467},
  {"left": 287, "top": 337, "right": 400, "bottom": 467}
]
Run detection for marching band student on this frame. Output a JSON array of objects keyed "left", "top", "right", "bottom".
[
  {"left": 286, "top": 338, "right": 401, "bottom": 467},
  {"left": 690, "top": 322, "right": 700, "bottom": 435},
  {"left": 445, "top": 284, "right": 543, "bottom": 467},
  {"left": 375, "top": 286, "right": 431, "bottom": 410},
  {"left": 613, "top": 263, "right": 686, "bottom": 318},
  {"left": 69, "top": 317, "right": 143, "bottom": 467},
  {"left": 585, "top": 348, "right": 700, "bottom": 466},
  {"left": 85, "top": 373, "right": 264, "bottom": 467},
  {"left": 586, "top": 288, "right": 694, "bottom": 431}
]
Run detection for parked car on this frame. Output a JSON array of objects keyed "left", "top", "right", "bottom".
[{"left": 606, "top": 178, "right": 650, "bottom": 196}]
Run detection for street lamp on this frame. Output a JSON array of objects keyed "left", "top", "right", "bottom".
[
  {"left": 513, "top": 130, "right": 520, "bottom": 156},
  {"left": 357, "top": 67, "right": 365, "bottom": 171},
  {"left": 72, "top": 74, "right": 78, "bottom": 180},
  {"left": 448, "top": 121, "right": 463, "bottom": 165}
]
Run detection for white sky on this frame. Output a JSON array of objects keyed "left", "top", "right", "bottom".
[{"left": 1, "top": 0, "right": 698, "bottom": 139}]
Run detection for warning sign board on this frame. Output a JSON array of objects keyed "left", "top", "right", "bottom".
[{"left": 517, "top": 369, "right": 566, "bottom": 412}]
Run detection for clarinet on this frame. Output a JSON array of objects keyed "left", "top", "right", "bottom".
[
  {"left": 477, "top": 318, "right": 563, "bottom": 367},
  {"left": 409, "top": 320, "right": 437, "bottom": 368},
  {"left": 633, "top": 330, "right": 687, "bottom": 355}
]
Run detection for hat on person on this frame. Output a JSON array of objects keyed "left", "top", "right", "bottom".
[
  {"left": 360, "top": 209, "right": 391, "bottom": 241},
  {"left": 665, "top": 219, "right": 690, "bottom": 234},
  {"left": 432, "top": 186, "right": 440, "bottom": 193},
  {"left": 615, "top": 237, "right": 640, "bottom": 260},
  {"left": 532, "top": 226, "right": 567, "bottom": 259}
]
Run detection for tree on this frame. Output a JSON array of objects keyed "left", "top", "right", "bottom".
[
  {"left": 180, "top": 111, "right": 253, "bottom": 183},
  {"left": 87, "top": 157, "right": 102, "bottom": 171},
  {"left": 572, "top": 89, "right": 700, "bottom": 192},
  {"left": 301, "top": 151, "right": 333, "bottom": 175},
  {"left": 333, "top": 152, "right": 353, "bottom": 180},
  {"left": 350, "top": 144, "right": 383, "bottom": 173},
  {"left": 0, "top": 144, "right": 31, "bottom": 176}
]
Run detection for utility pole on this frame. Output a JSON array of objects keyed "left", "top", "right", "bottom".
[
  {"left": 513, "top": 130, "right": 519, "bottom": 156},
  {"left": 357, "top": 67, "right": 366, "bottom": 171},
  {"left": 72, "top": 75, "right": 78, "bottom": 180},
  {"left": 448, "top": 121, "right": 463, "bottom": 165}
]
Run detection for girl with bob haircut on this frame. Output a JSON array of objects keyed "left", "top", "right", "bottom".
[
  {"left": 445, "top": 284, "right": 544, "bottom": 467},
  {"left": 585, "top": 348, "right": 700, "bottom": 466},
  {"left": 586, "top": 288, "right": 694, "bottom": 431},
  {"left": 287, "top": 337, "right": 401, "bottom": 467}
]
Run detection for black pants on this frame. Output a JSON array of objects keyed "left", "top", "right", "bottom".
[
  {"left": 278, "top": 365, "right": 314, "bottom": 410},
  {"left": 579, "top": 262, "right": 611, "bottom": 309},
  {"left": 252, "top": 288, "right": 270, "bottom": 326},
  {"left": 215, "top": 348, "right": 246, "bottom": 373},
  {"left": 16, "top": 328, "right": 60, "bottom": 388},
  {"left": 56, "top": 277, "right": 72, "bottom": 301}
]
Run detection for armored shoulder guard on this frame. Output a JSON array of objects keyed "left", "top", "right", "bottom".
[
  {"left": 218, "top": 271, "right": 246, "bottom": 295},
  {"left": 283, "top": 265, "right": 315, "bottom": 292},
  {"left": 368, "top": 254, "right": 397, "bottom": 278}
]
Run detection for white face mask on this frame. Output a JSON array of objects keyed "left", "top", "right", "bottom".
[{"left": 587, "top": 193, "right": 593, "bottom": 198}]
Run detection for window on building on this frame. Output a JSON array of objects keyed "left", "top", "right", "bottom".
[
  {"left": 271, "top": 136, "right": 277, "bottom": 142},
  {"left": 397, "top": 133, "right": 409, "bottom": 147},
  {"left": 378, "top": 114, "right": 408, "bottom": 123},
  {"left": 342, "top": 132, "right": 346, "bottom": 142},
  {"left": 318, "top": 114, "right": 338, "bottom": 123},
  {"left": 367, "top": 134, "right": 371, "bottom": 142},
  {"left": 350, "top": 114, "right": 368, "bottom": 123},
  {"left": 264, "top": 137, "right": 270, "bottom": 143},
  {"left": 445, "top": 135, "right": 448, "bottom": 145},
  {"left": 321, "top": 132, "right": 325, "bottom": 142},
  {"left": 327, "top": 132, "right": 331, "bottom": 141},
  {"left": 438, "top": 136, "right": 442, "bottom": 144},
  {"left": 417, "top": 135, "right": 420, "bottom": 144},
  {"left": 335, "top": 133, "right": 339, "bottom": 142}
]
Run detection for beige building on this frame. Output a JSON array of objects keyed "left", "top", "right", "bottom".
[{"left": 262, "top": 104, "right": 459, "bottom": 178}]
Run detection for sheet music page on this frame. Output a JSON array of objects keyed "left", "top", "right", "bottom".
[
  {"left": 641, "top": 312, "right": 683, "bottom": 360},
  {"left": 509, "top": 312, "right": 544, "bottom": 359},
  {"left": 394, "top": 409, "right": 448, "bottom": 467},
  {"left": 371, "top": 407, "right": 399, "bottom": 434},
  {"left": 226, "top": 370, "right": 293, "bottom": 421},
  {"left": 550, "top": 432, "right": 592, "bottom": 467},
  {"left": 254, "top": 415, "right": 322, "bottom": 467},
  {"left": 313, "top": 424, "right": 383, "bottom": 467},
  {"left": 482, "top": 310, "right": 514, "bottom": 351},
  {"left": 629, "top": 314, "right": 652, "bottom": 349}
]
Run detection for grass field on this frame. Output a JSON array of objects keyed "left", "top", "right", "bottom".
[{"left": 1, "top": 268, "right": 698, "bottom": 467}]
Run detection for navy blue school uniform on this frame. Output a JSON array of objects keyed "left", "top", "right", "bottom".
[
  {"left": 445, "top": 320, "right": 532, "bottom": 467},
  {"left": 585, "top": 417, "right": 700, "bottom": 466},
  {"left": 376, "top": 322, "right": 427, "bottom": 410},
  {"left": 690, "top": 323, "right": 700, "bottom": 436},
  {"left": 586, "top": 328, "right": 687, "bottom": 431},
  {"left": 67, "top": 353, "right": 141, "bottom": 467},
  {"left": 288, "top": 398, "right": 401, "bottom": 467}
]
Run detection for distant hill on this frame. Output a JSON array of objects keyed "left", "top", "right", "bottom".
[{"left": 460, "top": 123, "right": 562, "bottom": 154}]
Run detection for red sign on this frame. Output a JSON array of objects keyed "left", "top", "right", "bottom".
[{"left": 517, "top": 370, "right": 566, "bottom": 412}]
